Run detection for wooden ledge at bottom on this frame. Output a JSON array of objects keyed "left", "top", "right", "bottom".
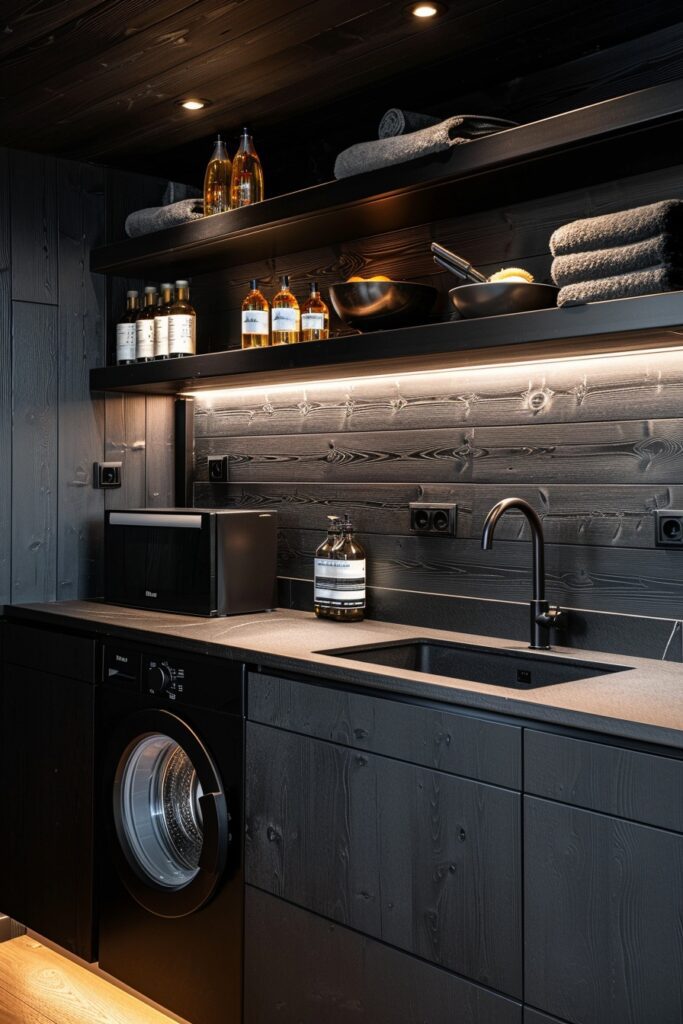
[{"left": 0, "top": 936, "right": 182, "bottom": 1024}]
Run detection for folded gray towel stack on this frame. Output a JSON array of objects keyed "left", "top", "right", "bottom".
[
  {"left": 125, "top": 198, "right": 204, "bottom": 238},
  {"left": 335, "top": 114, "right": 517, "bottom": 179},
  {"left": 549, "top": 199, "right": 683, "bottom": 306}
]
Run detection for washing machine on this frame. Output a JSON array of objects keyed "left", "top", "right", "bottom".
[{"left": 97, "top": 640, "right": 244, "bottom": 1024}]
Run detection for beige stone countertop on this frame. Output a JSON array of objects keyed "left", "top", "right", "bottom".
[{"left": 6, "top": 601, "right": 683, "bottom": 750}]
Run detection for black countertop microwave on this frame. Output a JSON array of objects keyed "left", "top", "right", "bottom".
[{"left": 104, "top": 508, "right": 278, "bottom": 616}]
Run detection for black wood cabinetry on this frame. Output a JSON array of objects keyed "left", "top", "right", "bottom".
[
  {"left": 524, "top": 797, "right": 683, "bottom": 1024},
  {"left": 245, "top": 886, "right": 521, "bottom": 1024},
  {"left": 0, "top": 624, "right": 97, "bottom": 961},
  {"left": 246, "top": 720, "right": 522, "bottom": 998}
]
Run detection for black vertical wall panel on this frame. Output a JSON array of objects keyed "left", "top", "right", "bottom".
[
  {"left": 11, "top": 301, "right": 58, "bottom": 603},
  {"left": 57, "top": 160, "right": 107, "bottom": 600},
  {"left": 9, "top": 151, "right": 58, "bottom": 306},
  {"left": 0, "top": 149, "right": 11, "bottom": 606}
]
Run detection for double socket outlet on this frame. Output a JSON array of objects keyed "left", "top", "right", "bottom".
[{"left": 409, "top": 502, "right": 457, "bottom": 536}]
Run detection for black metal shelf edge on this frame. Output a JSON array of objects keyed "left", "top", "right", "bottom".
[
  {"left": 89, "top": 82, "right": 683, "bottom": 278},
  {"left": 89, "top": 293, "right": 683, "bottom": 395}
]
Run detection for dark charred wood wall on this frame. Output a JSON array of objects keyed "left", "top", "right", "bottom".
[
  {"left": 192, "top": 160, "right": 683, "bottom": 661},
  {"left": 0, "top": 149, "right": 174, "bottom": 606}
]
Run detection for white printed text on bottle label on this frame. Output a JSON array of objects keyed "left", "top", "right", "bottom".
[
  {"left": 242, "top": 310, "right": 269, "bottom": 334},
  {"left": 168, "top": 314, "right": 195, "bottom": 355},
  {"left": 116, "top": 323, "right": 136, "bottom": 363},
  {"left": 314, "top": 558, "right": 366, "bottom": 608}
]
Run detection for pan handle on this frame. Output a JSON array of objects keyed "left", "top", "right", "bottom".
[{"left": 431, "top": 242, "right": 488, "bottom": 283}]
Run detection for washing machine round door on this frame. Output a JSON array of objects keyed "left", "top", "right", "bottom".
[{"left": 109, "top": 709, "right": 230, "bottom": 918}]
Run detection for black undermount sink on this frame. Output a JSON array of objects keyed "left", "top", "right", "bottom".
[{"left": 318, "top": 639, "right": 629, "bottom": 689}]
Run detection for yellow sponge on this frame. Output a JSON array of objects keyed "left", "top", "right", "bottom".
[{"left": 489, "top": 267, "right": 535, "bottom": 283}]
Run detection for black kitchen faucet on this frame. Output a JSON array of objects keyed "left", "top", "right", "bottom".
[{"left": 481, "top": 497, "right": 564, "bottom": 650}]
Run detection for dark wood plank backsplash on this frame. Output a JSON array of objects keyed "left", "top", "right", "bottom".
[{"left": 192, "top": 159, "right": 683, "bottom": 655}]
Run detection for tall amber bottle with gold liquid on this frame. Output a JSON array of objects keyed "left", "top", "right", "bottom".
[
  {"left": 301, "top": 281, "right": 329, "bottom": 341},
  {"left": 271, "top": 275, "right": 300, "bottom": 345},
  {"left": 241, "top": 279, "right": 270, "bottom": 349},
  {"left": 203, "top": 135, "right": 232, "bottom": 216},
  {"left": 230, "top": 128, "right": 264, "bottom": 208}
]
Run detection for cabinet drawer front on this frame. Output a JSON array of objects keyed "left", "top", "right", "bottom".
[
  {"left": 246, "top": 722, "right": 522, "bottom": 997},
  {"left": 525, "top": 729, "right": 683, "bottom": 832},
  {"left": 525, "top": 797, "right": 683, "bottom": 1024},
  {"left": 245, "top": 887, "right": 522, "bottom": 1024},
  {"left": 3, "top": 623, "right": 96, "bottom": 683},
  {"left": 248, "top": 672, "right": 521, "bottom": 788}
]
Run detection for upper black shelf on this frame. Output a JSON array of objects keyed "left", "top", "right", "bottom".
[
  {"left": 89, "top": 293, "right": 683, "bottom": 396},
  {"left": 90, "top": 81, "right": 683, "bottom": 278}
]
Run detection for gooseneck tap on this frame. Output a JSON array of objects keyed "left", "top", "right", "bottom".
[{"left": 481, "top": 497, "right": 563, "bottom": 650}]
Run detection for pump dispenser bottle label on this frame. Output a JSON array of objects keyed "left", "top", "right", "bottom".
[{"left": 314, "top": 559, "right": 366, "bottom": 608}]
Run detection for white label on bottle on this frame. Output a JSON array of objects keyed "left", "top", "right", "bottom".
[
  {"left": 302, "top": 313, "right": 325, "bottom": 331},
  {"left": 116, "top": 323, "right": 136, "bottom": 363},
  {"left": 168, "top": 314, "right": 195, "bottom": 355},
  {"left": 242, "top": 309, "right": 269, "bottom": 334},
  {"left": 272, "top": 307, "right": 300, "bottom": 332},
  {"left": 154, "top": 314, "right": 169, "bottom": 357},
  {"left": 314, "top": 558, "right": 366, "bottom": 608},
  {"left": 136, "top": 318, "right": 155, "bottom": 359}
]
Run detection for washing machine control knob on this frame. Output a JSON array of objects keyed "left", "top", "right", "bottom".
[{"left": 147, "top": 663, "right": 172, "bottom": 694}]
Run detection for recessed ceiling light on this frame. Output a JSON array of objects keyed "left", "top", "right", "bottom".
[
  {"left": 177, "top": 98, "right": 211, "bottom": 111},
  {"left": 407, "top": 2, "right": 445, "bottom": 16}
]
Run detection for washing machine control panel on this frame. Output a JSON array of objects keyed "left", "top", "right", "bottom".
[
  {"left": 145, "top": 658, "right": 184, "bottom": 699},
  {"left": 102, "top": 642, "right": 245, "bottom": 714}
]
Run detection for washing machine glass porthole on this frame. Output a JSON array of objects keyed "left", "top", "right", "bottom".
[{"left": 116, "top": 733, "right": 205, "bottom": 890}]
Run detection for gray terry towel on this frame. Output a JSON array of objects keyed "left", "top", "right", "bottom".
[
  {"left": 125, "top": 198, "right": 204, "bottom": 238},
  {"left": 557, "top": 265, "right": 683, "bottom": 307},
  {"left": 550, "top": 199, "right": 683, "bottom": 256},
  {"left": 334, "top": 115, "right": 515, "bottom": 179},
  {"left": 552, "top": 234, "right": 683, "bottom": 287},
  {"left": 378, "top": 109, "right": 440, "bottom": 138}
]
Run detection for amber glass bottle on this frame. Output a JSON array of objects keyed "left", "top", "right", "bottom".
[
  {"left": 230, "top": 128, "right": 264, "bottom": 208},
  {"left": 271, "top": 275, "right": 300, "bottom": 345},
  {"left": 301, "top": 281, "right": 330, "bottom": 342},
  {"left": 135, "top": 286, "right": 157, "bottom": 362},
  {"left": 116, "top": 290, "right": 139, "bottom": 365},
  {"left": 154, "top": 283, "right": 174, "bottom": 359},
  {"left": 204, "top": 135, "right": 232, "bottom": 215},
  {"left": 241, "top": 279, "right": 270, "bottom": 349},
  {"left": 314, "top": 515, "right": 366, "bottom": 622},
  {"left": 168, "top": 280, "right": 196, "bottom": 357}
]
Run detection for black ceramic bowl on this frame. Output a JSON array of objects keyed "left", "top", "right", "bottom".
[
  {"left": 449, "top": 281, "right": 559, "bottom": 318},
  {"left": 330, "top": 280, "right": 439, "bottom": 332}
]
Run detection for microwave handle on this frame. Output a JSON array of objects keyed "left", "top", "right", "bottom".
[{"left": 108, "top": 512, "right": 203, "bottom": 529}]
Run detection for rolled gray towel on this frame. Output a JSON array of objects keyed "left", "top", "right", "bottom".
[
  {"left": 552, "top": 234, "right": 683, "bottom": 287},
  {"left": 335, "top": 114, "right": 514, "bottom": 180},
  {"left": 550, "top": 199, "right": 683, "bottom": 256},
  {"left": 557, "top": 265, "right": 683, "bottom": 307},
  {"left": 125, "top": 198, "right": 204, "bottom": 238},
  {"left": 378, "top": 109, "right": 440, "bottom": 138}
]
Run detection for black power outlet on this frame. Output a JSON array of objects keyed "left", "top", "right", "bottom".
[
  {"left": 655, "top": 510, "right": 683, "bottom": 547},
  {"left": 409, "top": 502, "right": 457, "bottom": 536},
  {"left": 208, "top": 455, "right": 229, "bottom": 483},
  {"left": 93, "top": 461, "right": 122, "bottom": 488}
]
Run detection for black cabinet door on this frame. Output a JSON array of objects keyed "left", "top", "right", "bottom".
[
  {"left": 246, "top": 722, "right": 522, "bottom": 997},
  {"left": 0, "top": 664, "right": 96, "bottom": 961},
  {"left": 525, "top": 796, "right": 683, "bottom": 1024},
  {"left": 245, "top": 886, "right": 522, "bottom": 1024}
]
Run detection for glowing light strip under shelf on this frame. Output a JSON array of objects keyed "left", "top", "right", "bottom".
[{"left": 180, "top": 343, "right": 683, "bottom": 402}]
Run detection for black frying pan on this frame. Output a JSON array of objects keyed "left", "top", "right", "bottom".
[
  {"left": 449, "top": 281, "right": 559, "bottom": 319},
  {"left": 431, "top": 241, "right": 558, "bottom": 318}
]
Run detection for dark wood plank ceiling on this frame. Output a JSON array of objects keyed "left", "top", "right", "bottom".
[{"left": 0, "top": 0, "right": 681, "bottom": 183}]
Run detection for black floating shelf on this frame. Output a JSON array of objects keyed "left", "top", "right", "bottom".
[
  {"left": 90, "top": 293, "right": 683, "bottom": 396},
  {"left": 90, "top": 81, "right": 683, "bottom": 278}
]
